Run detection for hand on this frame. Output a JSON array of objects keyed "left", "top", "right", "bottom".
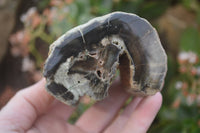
[{"left": 0, "top": 78, "right": 162, "bottom": 133}]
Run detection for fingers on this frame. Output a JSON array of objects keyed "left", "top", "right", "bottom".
[
  {"left": 104, "top": 97, "right": 143, "bottom": 133},
  {"left": 19, "top": 78, "right": 54, "bottom": 115},
  {"left": 75, "top": 81, "right": 130, "bottom": 133},
  {"left": 28, "top": 117, "right": 84, "bottom": 133},
  {"left": 45, "top": 100, "right": 75, "bottom": 120},
  {"left": 0, "top": 79, "right": 54, "bottom": 131},
  {"left": 121, "top": 92, "right": 162, "bottom": 133}
]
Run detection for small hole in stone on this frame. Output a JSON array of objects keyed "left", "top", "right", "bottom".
[
  {"left": 78, "top": 81, "right": 80, "bottom": 83},
  {"left": 97, "top": 70, "right": 102, "bottom": 77},
  {"left": 113, "top": 41, "right": 118, "bottom": 45},
  {"left": 89, "top": 52, "right": 97, "bottom": 56},
  {"left": 99, "top": 61, "right": 103, "bottom": 65}
]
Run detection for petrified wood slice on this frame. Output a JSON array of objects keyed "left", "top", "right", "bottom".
[{"left": 43, "top": 12, "right": 167, "bottom": 105}]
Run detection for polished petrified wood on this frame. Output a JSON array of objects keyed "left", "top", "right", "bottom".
[{"left": 43, "top": 12, "right": 167, "bottom": 105}]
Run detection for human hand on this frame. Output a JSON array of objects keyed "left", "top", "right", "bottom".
[{"left": 0, "top": 78, "right": 162, "bottom": 133}]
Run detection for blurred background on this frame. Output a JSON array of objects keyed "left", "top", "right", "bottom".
[{"left": 0, "top": 0, "right": 200, "bottom": 132}]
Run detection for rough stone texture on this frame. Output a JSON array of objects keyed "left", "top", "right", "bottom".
[{"left": 44, "top": 12, "right": 167, "bottom": 105}]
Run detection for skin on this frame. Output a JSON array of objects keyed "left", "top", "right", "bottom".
[{"left": 0, "top": 78, "right": 162, "bottom": 133}]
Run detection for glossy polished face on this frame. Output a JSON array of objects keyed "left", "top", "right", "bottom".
[{"left": 43, "top": 12, "right": 167, "bottom": 105}]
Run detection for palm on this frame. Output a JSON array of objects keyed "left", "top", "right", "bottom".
[{"left": 0, "top": 79, "right": 162, "bottom": 133}]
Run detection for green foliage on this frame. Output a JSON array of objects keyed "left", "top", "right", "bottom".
[
  {"left": 113, "top": 0, "right": 168, "bottom": 19},
  {"left": 182, "top": 0, "right": 199, "bottom": 11},
  {"left": 37, "top": 0, "right": 51, "bottom": 11},
  {"left": 150, "top": 51, "right": 200, "bottom": 132},
  {"left": 90, "top": 0, "right": 113, "bottom": 15},
  {"left": 48, "top": 0, "right": 114, "bottom": 37},
  {"left": 138, "top": 1, "right": 168, "bottom": 19},
  {"left": 150, "top": 103, "right": 200, "bottom": 133},
  {"left": 149, "top": 1, "right": 200, "bottom": 131},
  {"left": 180, "top": 27, "right": 200, "bottom": 55}
]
